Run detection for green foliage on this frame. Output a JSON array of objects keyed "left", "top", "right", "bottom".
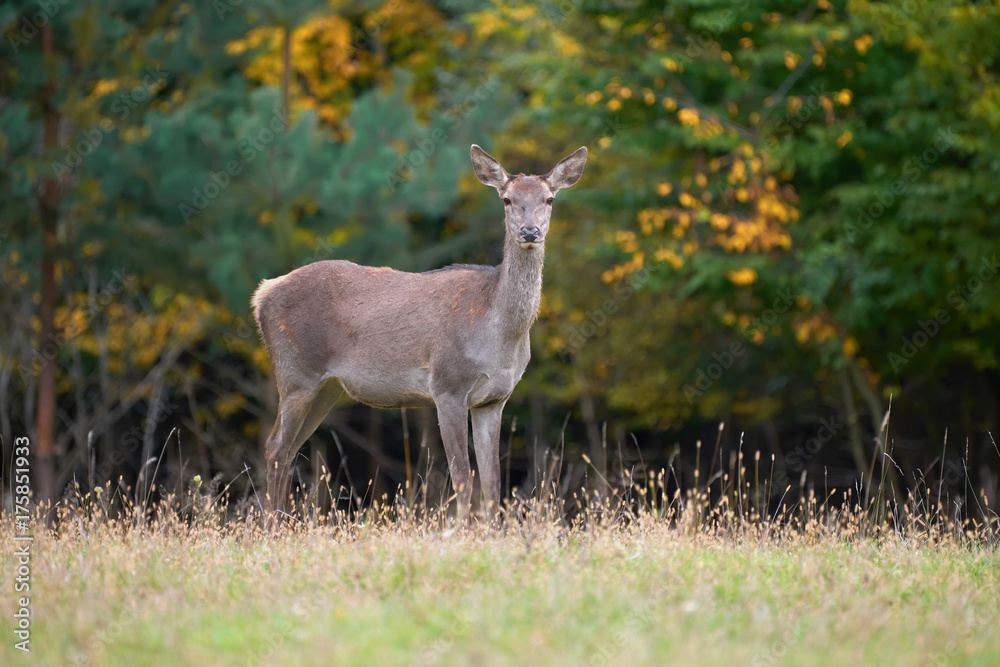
[
  {"left": 438, "top": 0, "right": 1000, "bottom": 444},
  {"left": 2, "top": 0, "right": 999, "bottom": 500}
]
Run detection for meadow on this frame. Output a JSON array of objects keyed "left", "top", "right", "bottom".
[{"left": 3, "top": 473, "right": 998, "bottom": 667}]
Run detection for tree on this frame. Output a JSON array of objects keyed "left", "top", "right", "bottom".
[
  {"left": 0, "top": 0, "right": 502, "bottom": 503},
  {"left": 427, "top": 0, "right": 1000, "bottom": 494}
]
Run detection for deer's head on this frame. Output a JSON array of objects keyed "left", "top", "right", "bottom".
[{"left": 471, "top": 145, "right": 588, "bottom": 250}]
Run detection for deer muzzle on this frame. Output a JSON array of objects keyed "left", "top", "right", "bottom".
[{"left": 519, "top": 227, "right": 542, "bottom": 248}]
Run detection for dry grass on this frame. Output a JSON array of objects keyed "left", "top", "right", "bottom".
[{"left": 2, "top": 447, "right": 999, "bottom": 667}]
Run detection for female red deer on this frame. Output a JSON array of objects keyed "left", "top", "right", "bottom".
[{"left": 253, "top": 145, "right": 587, "bottom": 524}]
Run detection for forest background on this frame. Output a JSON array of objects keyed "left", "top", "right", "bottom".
[{"left": 3, "top": 0, "right": 999, "bottom": 515}]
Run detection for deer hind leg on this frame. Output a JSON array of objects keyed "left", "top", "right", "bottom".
[
  {"left": 434, "top": 395, "right": 472, "bottom": 525},
  {"left": 265, "top": 380, "right": 343, "bottom": 520},
  {"left": 471, "top": 402, "right": 505, "bottom": 528}
]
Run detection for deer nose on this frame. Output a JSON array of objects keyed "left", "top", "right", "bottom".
[{"left": 520, "top": 227, "right": 540, "bottom": 242}]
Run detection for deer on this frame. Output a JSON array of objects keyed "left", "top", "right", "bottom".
[{"left": 252, "top": 144, "right": 587, "bottom": 525}]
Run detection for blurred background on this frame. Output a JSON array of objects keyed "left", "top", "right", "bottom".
[{"left": 2, "top": 0, "right": 999, "bottom": 515}]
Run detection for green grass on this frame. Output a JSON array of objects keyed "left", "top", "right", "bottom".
[{"left": 2, "top": 485, "right": 999, "bottom": 667}]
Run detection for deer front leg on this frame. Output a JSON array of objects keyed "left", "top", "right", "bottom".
[
  {"left": 471, "top": 402, "right": 505, "bottom": 528},
  {"left": 435, "top": 395, "right": 472, "bottom": 525}
]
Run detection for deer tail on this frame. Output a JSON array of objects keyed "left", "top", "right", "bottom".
[{"left": 251, "top": 277, "right": 281, "bottom": 352}]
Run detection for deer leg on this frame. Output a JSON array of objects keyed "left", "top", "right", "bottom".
[
  {"left": 265, "top": 392, "right": 309, "bottom": 519},
  {"left": 435, "top": 396, "right": 472, "bottom": 525},
  {"left": 265, "top": 381, "right": 342, "bottom": 520},
  {"left": 471, "top": 402, "right": 505, "bottom": 527}
]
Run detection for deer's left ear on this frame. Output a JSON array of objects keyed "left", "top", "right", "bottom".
[
  {"left": 545, "top": 147, "right": 587, "bottom": 192},
  {"left": 471, "top": 144, "right": 510, "bottom": 192}
]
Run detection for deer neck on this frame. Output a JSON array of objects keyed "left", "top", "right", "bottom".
[{"left": 494, "top": 232, "right": 545, "bottom": 338}]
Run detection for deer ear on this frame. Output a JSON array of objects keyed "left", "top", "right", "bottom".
[
  {"left": 545, "top": 146, "right": 588, "bottom": 192},
  {"left": 470, "top": 144, "right": 510, "bottom": 191}
]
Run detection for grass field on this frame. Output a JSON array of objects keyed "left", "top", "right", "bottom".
[{"left": 2, "top": 481, "right": 999, "bottom": 667}]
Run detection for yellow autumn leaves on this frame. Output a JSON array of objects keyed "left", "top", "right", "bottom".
[
  {"left": 226, "top": 17, "right": 359, "bottom": 126},
  {"left": 606, "top": 142, "right": 798, "bottom": 287},
  {"left": 57, "top": 293, "right": 211, "bottom": 372},
  {"left": 36, "top": 289, "right": 270, "bottom": 399},
  {"left": 727, "top": 267, "right": 757, "bottom": 286},
  {"left": 225, "top": 1, "right": 446, "bottom": 129}
]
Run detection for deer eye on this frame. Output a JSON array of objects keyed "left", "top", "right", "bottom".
[
  {"left": 503, "top": 197, "right": 511, "bottom": 205},
  {"left": 546, "top": 197, "right": 555, "bottom": 204}
]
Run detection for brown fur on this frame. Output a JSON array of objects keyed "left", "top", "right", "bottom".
[{"left": 254, "top": 145, "right": 587, "bottom": 525}]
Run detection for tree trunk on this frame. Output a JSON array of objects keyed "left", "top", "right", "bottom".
[
  {"left": 35, "top": 21, "right": 61, "bottom": 510},
  {"left": 282, "top": 24, "right": 291, "bottom": 120},
  {"left": 0, "top": 335, "right": 13, "bottom": 450},
  {"left": 838, "top": 367, "right": 870, "bottom": 482},
  {"left": 36, "top": 211, "right": 57, "bottom": 508},
  {"left": 573, "top": 357, "right": 605, "bottom": 501}
]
